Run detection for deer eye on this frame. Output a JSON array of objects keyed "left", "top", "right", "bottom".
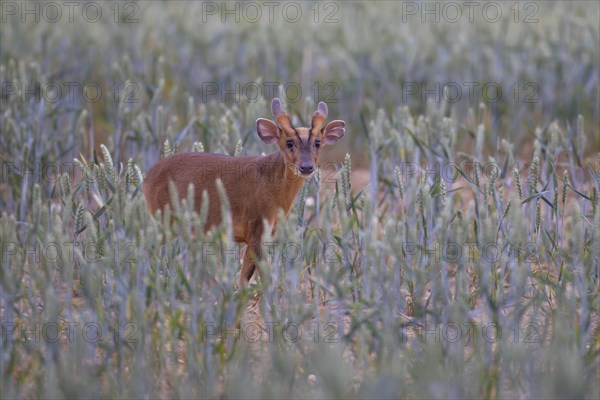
[
  {"left": 315, "top": 140, "right": 321, "bottom": 149},
  {"left": 286, "top": 140, "right": 294, "bottom": 149}
]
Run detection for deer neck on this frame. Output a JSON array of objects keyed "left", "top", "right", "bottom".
[{"left": 263, "top": 151, "right": 305, "bottom": 213}]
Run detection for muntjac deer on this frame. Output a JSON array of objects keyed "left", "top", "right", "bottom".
[{"left": 143, "top": 98, "right": 346, "bottom": 287}]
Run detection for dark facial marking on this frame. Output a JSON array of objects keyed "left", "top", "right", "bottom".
[{"left": 294, "top": 129, "right": 303, "bottom": 146}]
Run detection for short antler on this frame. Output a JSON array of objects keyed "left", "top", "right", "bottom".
[
  {"left": 271, "top": 98, "right": 294, "bottom": 133},
  {"left": 311, "top": 101, "right": 328, "bottom": 131},
  {"left": 271, "top": 97, "right": 283, "bottom": 116}
]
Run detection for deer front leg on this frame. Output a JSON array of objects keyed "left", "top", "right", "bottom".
[
  {"left": 240, "top": 242, "right": 257, "bottom": 286},
  {"left": 240, "top": 240, "right": 269, "bottom": 288},
  {"left": 240, "top": 218, "right": 270, "bottom": 288}
]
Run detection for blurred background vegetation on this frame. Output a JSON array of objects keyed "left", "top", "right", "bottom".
[{"left": 1, "top": 0, "right": 598, "bottom": 166}]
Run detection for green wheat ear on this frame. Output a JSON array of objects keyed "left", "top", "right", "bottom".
[
  {"left": 474, "top": 161, "right": 481, "bottom": 189},
  {"left": 234, "top": 139, "right": 243, "bottom": 156},
  {"left": 59, "top": 173, "right": 71, "bottom": 200},
  {"left": 162, "top": 139, "right": 173, "bottom": 158},
  {"left": 535, "top": 201, "right": 541, "bottom": 235},
  {"left": 342, "top": 153, "right": 352, "bottom": 207},
  {"left": 74, "top": 203, "right": 84, "bottom": 233},
  {"left": 513, "top": 167, "right": 523, "bottom": 201},
  {"left": 562, "top": 170, "right": 569, "bottom": 211},
  {"left": 193, "top": 141, "right": 205, "bottom": 152},
  {"left": 94, "top": 164, "right": 107, "bottom": 192},
  {"left": 127, "top": 159, "right": 141, "bottom": 188},
  {"left": 394, "top": 165, "right": 404, "bottom": 199},
  {"left": 100, "top": 144, "right": 115, "bottom": 183},
  {"left": 442, "top": 180, "right": 448, "bottom": 206},
  {"left": 530, "top": 157, "right": 539, "bottom": 194},
  {"left": 74, "top": 158, "right": 91, "bottom": 194},
  {"left": 486, "top": 181, "right": 494, "bottom": 209}
]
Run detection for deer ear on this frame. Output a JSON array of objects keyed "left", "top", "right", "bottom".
[
  {"left": 256, "top": 118, "right": 280, "bottom": 145},
  {"left": 323, "top": 120, "right": 346, "bottom": 145}
]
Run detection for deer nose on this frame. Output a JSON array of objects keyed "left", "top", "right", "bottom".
[{"left": 299, "top": 163, "right": 314, "bottom": 174}]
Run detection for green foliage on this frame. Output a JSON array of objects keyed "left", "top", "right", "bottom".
[{"left": 1, "top": 2, "right": 599, "bottom": 399}]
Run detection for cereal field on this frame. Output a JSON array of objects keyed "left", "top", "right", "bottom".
[{"left": 1, "top": 1, "right": 599, "bottom": 398}]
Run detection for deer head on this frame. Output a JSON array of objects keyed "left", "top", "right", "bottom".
[{"left": 256, "top": 98, "right": 346, "bottom": 177}]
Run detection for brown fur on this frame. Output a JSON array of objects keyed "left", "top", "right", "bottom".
[{"left": 143, "top": 99, "right": 346, "bottom": 287}]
